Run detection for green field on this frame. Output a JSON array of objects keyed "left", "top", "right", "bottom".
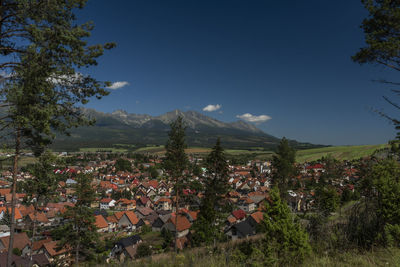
[
  {"left": 79, "top": 147, "right": 129, "bottom": 153},
  {"left": 296, "top": 144, "right": 387, "bottom": 163}
]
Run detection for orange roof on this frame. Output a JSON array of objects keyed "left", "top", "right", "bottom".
[
  {"left": 106, "top": 215, "right": 118, "bottom": 223},
  {"left": 0, "top": 207, "right": 22, "bottom": 220},
  {"left": 250, "top": 211, "right": 264, "bottom": 224},
  {"left": 32, "top": 238, "right": 52, "bottom": 251},
  {"left": 124, "top": 211, "right": 139, "bottom": 225},
  {"left": 170, "top": 215, "right": 191, "bottom": 232},
  {"left": 0, "top": 189, "right": 10, "bottom": 196},
  {"left": 28, "top": 212, "right": 49, "bottom": 223},
  {"left": 94, "top": 215, "right": 108, "bottom": 229},
  {"left": 42, "top": 241, "right": 69, "bottom": 257},
  {"left": 0, "top": 232, "right": 29, "bottom": 252}
]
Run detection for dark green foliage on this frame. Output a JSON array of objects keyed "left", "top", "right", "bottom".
[
  {"left": 135, "top": 243, "right": 152, "bottom": 259},
  {"left": 163, "top": 116, "right": 188, "bottom": 180},
  {"left": 12, "top": 248, "right": 21, "bottom": 256},
  {"left": 114, "top": 158, "right": 132, "bottom": 172},
  {"left": 352, "top": 0, "right": 400, "bottom": 71},
  {"left": 56, "top": 174, "right": 99, "bottom": 265},
  {"left": 148, "top": 166, "right": 159, "bottom": 179},
  {"left": 346, "top": 159, "right": 400, "bottom": 248},
  {"left": 161, "top": 228, "right": 173, "bottom": 250},
  {"left": 23, "top": 151, "right": 58, "bottom": 205},
  {"left": 352, "top": 0, "right": 400, "bottom": 136},
  {"left": 315, "top": 186, "right": 340, "bottom": 216},
  {"left": 192, "top": 139, "right": 230, "bottom": 246},
  {"left": 272, "top": 137, "right": 297, "bottom": 198},
  {"left": 260, "top": 187, "right": 311, "bottom": 265}
]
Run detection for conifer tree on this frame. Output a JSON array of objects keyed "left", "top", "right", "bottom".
[
  {"left": 163, "top": 116, "right": 188, "bottom": 252},
  {"left": 55, "top": 174, "right": 99, "bottom": 265},
  {"left": 192, "top": 138, "right": 230, "bottom": 246},
  {"left": 272, "top": 137, "right": 297, "bottom": 198},
  {"left": 0, "top": 2, "right": 114, "bottom": 265},
  {"left": 261, "top": 187, "right": 311, "bottom": 265}
]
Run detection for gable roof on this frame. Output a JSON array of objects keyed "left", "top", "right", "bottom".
[
  {"left": 232, "top": 209, "right": 246, "bottom": 220},
  {"left": 42, "top": 241, "right": 68, "bottom": 257},
  {"left": 124, "top": 211, "right": 139, "bottom": 225},
  {"left": 169, "top": 215, "right": 191, "bottom": 232},
  {"left": 0, "top": 232, "right": 29, "bottom": 252},
  {"left": 250, "top": 211, "right": 264, "bottom": 224},
  {"left": 95, "top": 215, "right": 108, "bottom": 229}
]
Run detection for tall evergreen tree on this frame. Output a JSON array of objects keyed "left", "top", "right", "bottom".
[
  {"left": 55, "top": 174, "right": 98, "bottom": 265},
  {"left": 163, "top": 116, "right": 188, "bottom": 252},
  {"left": 192, "top": 138, "right": 230, "bottom": 246},
  {"left": 352, "top": 0, "right": 400, "bottom": 135},
  {"left": 260, "top": 187, "right": 311, "bottom": 265},
  {"left": 272, "top": 137, "right": 297, "bottom": 198},
  {"left": 0, "top": 2, "right": 114, "bottom": 265}
]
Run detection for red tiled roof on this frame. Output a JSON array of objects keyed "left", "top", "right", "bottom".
[
  {"left": 94, "top": 215, "right": 108, "bottom": 229},
  {"left": 170, "top": 215, "right": 191, "bottom": 232},
  {"left": 232, "top": 209, "right": 246, "bottom": 220}
]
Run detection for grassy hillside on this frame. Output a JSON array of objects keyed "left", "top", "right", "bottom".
[
  {"left": 116, "top": 247, "right": 400, "bottom": 267},
  {"left": 296, "top": 144, "right": 387, "bottom": 163}
]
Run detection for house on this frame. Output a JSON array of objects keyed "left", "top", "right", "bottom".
[
  {"left": 25, "top": 212, "right": 51, "bottom": 227},
  {"left": 115, "top": 198, "right": 136, "bottom": 211},
  {"left": 238, "top": 198, "right": 256, "bottom": 213},
  {"left": 99, "top": 198, "right": 116, "bottom": 210},
  {"left": 154, "top": 198, "right": 172, "bottom": 211},
  {"left": 231, "top": 209, "right": 246, "bottom": 222},
  {"left": 117, "top": 211, "right": 139, "bottom": 231},
  {"left": 94, "top": 215, "right": 109, "bottom": 233},
  {"left": 246, "top": 211, "right": 264, "bottom": 231},
  {"left": 0, "top": 232, "right": 30, "bottom": 256},
  {"left": 162, "top": 215, "right": 191, "bottom": 238},
  {"left": 135, "top": 207, "right": 155, "bottom": 219},
  {"left": 136, "top": 197, "right": 152, "bottom": 208},
  {"left": 110, "top": 235, "right": 142, "bottom": 262},
  {"left": 225, "top": 220, "right": 256, "bottom": 240},
  {"left": 0, "top": 251, "right": 49, "bottom": 267},
  {"left": 37, "top": 240, "right": 69, "bottom": 263},
  {"left": 152, "top": 213, "right": 171, "bottom": 232}
]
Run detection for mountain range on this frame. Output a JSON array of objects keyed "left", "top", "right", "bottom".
[{"left": 51, "top": 108, "right": 320, "bottom": 151}]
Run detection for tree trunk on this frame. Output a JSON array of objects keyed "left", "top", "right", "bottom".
[
  {"left": 75, "top": 233, "right": 80, "bottom": 266},
  {"left": 30, "top": 202, "right": 38, "bottom": 265},
  {"left": 174, "top": 180, "right": 179, "bottom": 253},
  {"left": 7, "top": 129, "right": 20, "bottom": 267}
]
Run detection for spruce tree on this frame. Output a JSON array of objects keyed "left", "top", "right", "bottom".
[
  {"left": 163, "top": 116, "right": 188, "bottom": 252},
  {"left": 0, "top": 2, "right": 114, "bottom": 265},
  {"left": 272, "top": 137, "right": 297, "bottom": 199},
  {"left": 192, "top": 138, "right": 230, "bottom": 246},
  {"left": 261, "top": 187, "right": 311, "bottom": 265},
  {"left": 56, "top": 174, "right": 99, "bottom": 265}
]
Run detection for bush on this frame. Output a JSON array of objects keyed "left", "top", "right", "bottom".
[{"left": 136, "top": 243, "right": 152, "bottom": 259}]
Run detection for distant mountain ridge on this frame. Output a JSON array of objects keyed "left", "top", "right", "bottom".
[{"left": 52, "top": 108, "right": 320, "bottom": 151}]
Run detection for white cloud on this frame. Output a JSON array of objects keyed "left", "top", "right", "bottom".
[
  {"left": 107, "top": 81, "right": 129, "bottom": 90},
  {"left": 236, "top": 113, "right": 271, "bottom": 123},
  {"left": 203, "top": 104, "right": 221, "bottom": 112}
]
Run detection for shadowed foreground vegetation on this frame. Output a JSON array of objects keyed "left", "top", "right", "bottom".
[{"left": 102, "top": 247, "right": 400, "bottom": 267}]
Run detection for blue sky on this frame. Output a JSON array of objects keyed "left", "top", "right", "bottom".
[{"left": 78, "top": 0, "right": 398, "bottom": 146}]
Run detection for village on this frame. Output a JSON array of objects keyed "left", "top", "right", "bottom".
[{"left": 0, "top": 150, "right": 361, "bottom": 265}]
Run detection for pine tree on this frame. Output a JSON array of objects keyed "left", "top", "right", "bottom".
[
  {"left": 260, "top": 187, "right": 311, "bottom": 265},
  {"left": 0, "top": 2, "right": 114, "bottom": 265},
  {"left": 192, "top": 138, "right": 230, "bottom": 246},
  {"left": 272, "top": 137, "right": 297, "bottom": 199},
  {"left": 56, "top": 174, "right": 99, "bottom": 265},
  {"left": 163, "top": 116, "right": 188, "bottom": 252}
]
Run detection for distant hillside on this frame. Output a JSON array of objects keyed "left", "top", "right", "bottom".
[
  {"left": 51, "top": 108, "right": 323, "bottom": 151},
  {"left": 296, "top": 144, "right": 388, "bottom": 163}
]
